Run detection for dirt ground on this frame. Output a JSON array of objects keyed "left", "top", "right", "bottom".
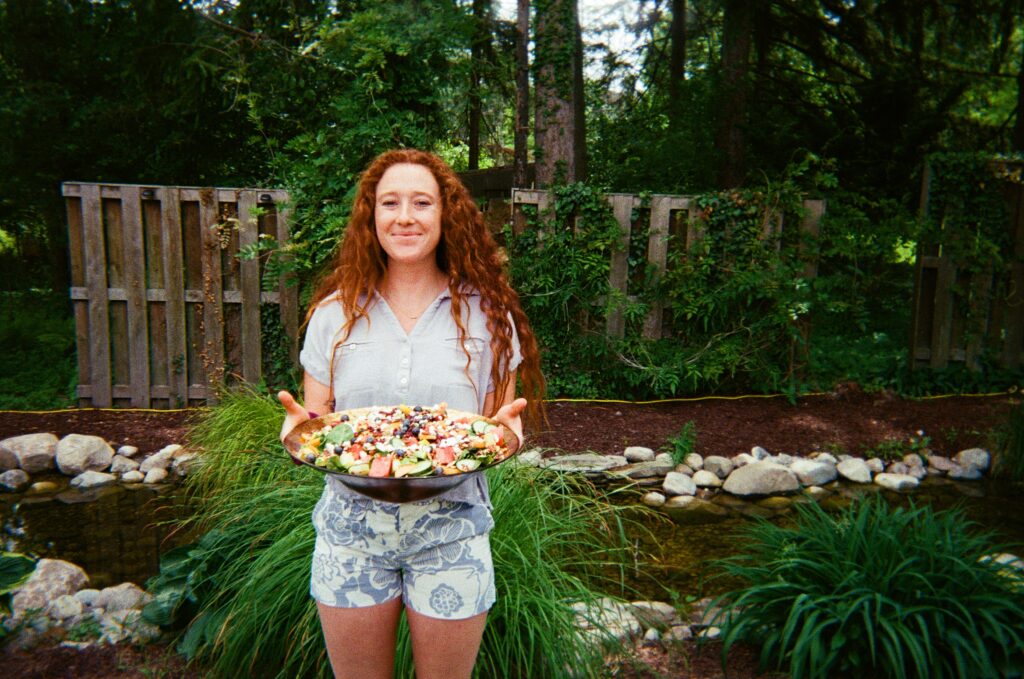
[{"left": 0, "top": 389, "right": 1014, "bottom": 678}]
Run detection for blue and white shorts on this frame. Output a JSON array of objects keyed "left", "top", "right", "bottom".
[{"left": 310, "top": 490, "right": 496, "bottom": 620}]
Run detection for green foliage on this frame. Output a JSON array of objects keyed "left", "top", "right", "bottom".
[
  {"left": 163, "top": 389, "right": 641, "bottom": 678},
  {"left": 861, "top": 431, "right": 932, "bottom": 462},
  {"left": 994, "top": 399, "right": 1024, "bottom": 483},
  {"left": 709, "top": 496, "right": 1024, "bottom": 679},
  {"left": 0, "top": 551, "right": 36, "bottom": 618},
  {"left": 65, "top": 617, "right": 103, "bottom": 643},
  {"left": 664, "top": 422, "right": 698, "bottom": 466},
  {"left": 0, "top": 291, "right": 75, "bottom": 409}
]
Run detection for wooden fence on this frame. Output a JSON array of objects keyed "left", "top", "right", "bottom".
[
  {"left": 64, "top": 182, "right": 297, "bottom": 408},
  {"left": 511, "top": 189, "right": 826, "bottom": 340}
]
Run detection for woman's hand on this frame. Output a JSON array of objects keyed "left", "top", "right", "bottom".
[
  {"left": 278, "top": 390, "right": 311, "bottom": 443},
  {"left": 493, "top": 397, "right": 527, "bottom": 453}
]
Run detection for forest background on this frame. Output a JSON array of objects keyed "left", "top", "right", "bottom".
[{"left": 2, "top": 0, "right": 1023, "bottom": 408}]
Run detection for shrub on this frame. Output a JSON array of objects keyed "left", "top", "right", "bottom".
[
  {"left": 708, "top": 495, "right": 1024, "bottom": 679},
  {"left": 158, "top": 389, "right": 642, "bottom": 678},
  {"left": 994, "top": 399, "right": 1024, "bottom": 482}
]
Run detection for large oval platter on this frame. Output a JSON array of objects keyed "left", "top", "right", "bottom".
[{"left": 282, "top": 405, "right": 522, "bottom": 503}]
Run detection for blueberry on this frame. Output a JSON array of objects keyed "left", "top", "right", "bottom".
[{"left": 339, "top": 414, "right": 349, "bottom": 422}]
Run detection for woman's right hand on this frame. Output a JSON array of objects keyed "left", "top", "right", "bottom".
[{"left": 278, "top": 390, "right": 311, "bottom": 443}]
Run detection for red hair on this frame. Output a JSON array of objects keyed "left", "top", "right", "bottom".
[{"left": 305, "top": 149, "right": 545, "bottom": 425}]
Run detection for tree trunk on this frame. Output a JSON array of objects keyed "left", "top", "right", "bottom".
[
  {"left": 533, "top": 0, "right": 586, "bottom": 186},
  {"left": 715, "top": 0, "right": 753, "bottom": 188},
  {"left": 514, "top": 0, "right": 530, "bottom": 187},
  {"left": 668, "top": 0, "right": 686, "bottom": 118},
  {"left": 468, "top": 0, "right": 489, "bottom": 170},
  {"left": 1014, "top": 19, "right": 1024, "bottom": 152}
]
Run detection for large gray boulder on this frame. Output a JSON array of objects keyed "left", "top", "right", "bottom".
[
  {"left": 69, "top": 470, "right": 117, "bottom": 490},
  {"left": 12, "top": 559, "right": 89, "bottom": 616},
  {"left": 138, "top": 444, "right": 181, "bottom": 473},
  {"left": 540, "top": 453, "right": 627, "bottom": 473},
  {"left": 97, "top": 582, "right": 152, "bottom": 612},
  {"left": 662, "top": 471, "right": 696, "bottom": 496},
  {"left": 836, "top": 458, "right": 872, "bottom": 484},
  {"left": 56, "top": 435, "right": 114, "bottom": 475},
  {"left": 954, "top": 448, "right": 990, "bottom": 472},
  {"left": 1, "top": 433, "right": 59, "bottom": 473},
  {"left": 874, "top": 473, "right": 919, "bottom": 491},
  {"left": 722, "top": 461, "right": 799, "bottom": 496}
]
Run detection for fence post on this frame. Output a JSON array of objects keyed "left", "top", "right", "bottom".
[{"left": 606, "top": 194, "right": 635, "bottom": 339}]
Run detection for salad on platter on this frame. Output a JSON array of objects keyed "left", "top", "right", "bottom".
[{"left": 291, "top": 403, "right": 512, "bottom": 478}]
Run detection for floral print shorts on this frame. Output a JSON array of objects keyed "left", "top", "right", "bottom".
[{"left": 310, "top": 489, "right": 496, "bottom": 620}]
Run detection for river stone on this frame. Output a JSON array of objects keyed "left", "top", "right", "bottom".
[
  {"left": 27, "top": 480, "right": 60, "bottom": 494},
  {"left": 768, "top": 453, "right": 793, "bottom": 466},
  {"left": 663, "top": 471, "right": 696, "bottom": 496},
  {"left": 70, "top": 471, "right": 117, "bottom": 490},
  {"left": 722, "top": 461, "right": 799, "bottom": 496},
  {"left": 874, "top": 473, "right": 919, "bottom": 491},
  {"left": 665, "top": 624, "right": 693, "bottom": 642},
  {"left": 949, "top": 464, "right": 983, "bottom": 481},
  {"left": 573, "top": 598, "right": 641, "bottom": 640},
  {"left": 903, "top": 453, "right": 924, "bottom": 468},
  {"left": 642, "top": 491, "right": 666, "bottom": 507},
  {"left": 74, "top": 588, "right": 102, "bottom": 609},
  {"left": 629, "top": 601, "right": 678, "bottom": 629},
  {"left": 954, "top": 448, "right": 990, "bottom": 471},
  {"left": 0, "top": 469, "right": 31, "bottom": 492},
  {"left": 887, "top": 461, "right": 909, "bottom": 475},
  {"left": 48, "top": 594, "right": 84, "bottom": 620},
  {"left": 541, "top": 453, "right": 626, "bottom": 473},
  {"left": 624, "top": 446, "right": 656, "bottom": 462},
  {"left": 692, "top": 470, "right": 722, "bottom": 488},
  {"left": 170, "top": 451, "right": 199, "bottom": 476},
  {"left": 813, "top": 452, "right": 838, "bottom": 465},
  {"left": 803, "top": 485, "right": 832, "bottom": 501},
  {"left": 789, "top": 459, "right": 837, "bottom": 486},
  {"left": 683, "top": 453, "right": 703, "bottom": 470},
  {"left": 906, "top": 465, "right": 927, "bottom": 480},
  {"left": 117, "top": 445, "right": 140, "bottom": 458},
  {"left": 755, "top": 495, "right": 793, "bottom": 510},
  {"left": 516, "top": 448, "right": 544, "bottom": 466},
  {"left": 610, "top": 459, "right": 675, "bottom": 479},
  {"left": 122, "top": 470, "right": 145, "bottom": 483},
  {"left": 144, "top": 468, "right": 169, "bottom": 484},
  {"left": 1, "top": 433, "right": 59, "bottom": 473},
  {"left": 673, "top": 463, "right": 694, "bottom": 475},
  {"left": 12, "top": 559, "right": 89, "bottom": 616},
  {"left": 733, "top": 453, "right": 757, "bottom": 467},
  {"left": 56, "top": 435, "right": 114, "bottom": 475},
  {"left": 836, "top": 458, "right": 872, "bottom": 483},
  {"left": 97, "top": 582, "right": 151, "bottom": 612},
  {"left": 662, "top": 496, "right": 729, "bottom": 524},
  {"left": 703, "top": 456, "right": 734, "bottom": 479},
  {"left": 109, "top": 455, "right": 139, "bottom": 474},
  {"left": 750, "top": 446, "right": 769, "bottom": 459},
  {"left": 928, "top": 455, "right": 955, "bottom": 472},
  {"left": 139, "top": 445, "right": 180, "bottom": 473},
  {"left": 655, "top": 452, "right": 674, "bottom": 465},
  {"left": 866, "top": 458, "right": 885, "bottom": 473}
]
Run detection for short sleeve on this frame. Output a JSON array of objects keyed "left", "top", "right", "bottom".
[
  {"left": 299, "top": 299, "right": 343, "bottom": 387},
  {"left": 487, "top": 313, "right": 523, "bottom": 392}
]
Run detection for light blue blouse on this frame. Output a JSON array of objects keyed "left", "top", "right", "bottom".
[{"left": 299, "top": 287, "right": 522, "bottom": 506}]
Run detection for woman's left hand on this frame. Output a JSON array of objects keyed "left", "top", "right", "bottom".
[{"left": 493, "top": 397, "right": 527, "bottom": 453}]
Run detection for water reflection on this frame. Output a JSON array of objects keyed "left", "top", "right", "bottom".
[{"left": 0, "top": 479, "right": 192, "bottom": 589}]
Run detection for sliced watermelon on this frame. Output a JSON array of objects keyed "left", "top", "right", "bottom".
[
  {"left": 434, "top": 446, "right": 456, "bottom": 464},
  {"left": 369, "top": 454, "right": 395, "bottom": 478}
]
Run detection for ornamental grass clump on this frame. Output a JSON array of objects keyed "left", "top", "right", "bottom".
[
  {"left": 708, "top": 495, "right": 1024, "bottom": 679},
  {"left": 154, "top": 389, "right": 640, "bottom": 678}
]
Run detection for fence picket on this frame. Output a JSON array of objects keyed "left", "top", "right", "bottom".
[
  {"left": 238, "top": 191, "right": 261, "bottom": 383},
  {"left": 198, "top": 189, "right": 225, "bottom": 402},
  {"left": 606, "top": 194, "right": 636, "bottom": 339},
  {"left": 643, "top": 195, "right": 672, "bottom": 339},
  {"left": 121, "top": 187, "right": 150, "bottom": 407},
  {"left": 81, "top": 184, "right": 112, "bottom": 406}
]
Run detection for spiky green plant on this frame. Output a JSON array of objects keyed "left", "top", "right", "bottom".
[
  {"left": 157, "top": 389, "right": 643, "bottom": 678},
  {"left": 994, "top": 399, "right": 1024, "bottom": 482},
  {"left": 708, "top": 495, "right": 1024, "bottom": 679}
]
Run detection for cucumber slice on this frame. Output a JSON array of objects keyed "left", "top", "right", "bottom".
[
  {"left": 348, "top": 463, "right": 371, "bottom": 476},
  {"left": 325, "top": 423, "right": 355, "bottom": 445},
  {"left": 471, "top": 419, "right": 490, "bottom": 435},
  {"left": 389, "top": 436, "right": 405, "bottom": 449},
  {"left": 455, "top": 458, "right": 481, "bottom": 472},
  {"left": 394, "top": 459, "right": 433, "bottom": 477}
]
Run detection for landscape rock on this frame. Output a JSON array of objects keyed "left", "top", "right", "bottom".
[
  {"left": 642, "top": 628, "right": 661, "bottom": 644},
  {"left": 1, "top": 433, "right": 59, "bottom": 473},
  {"left": 836, "top": 458, "right": 872, "bottom": 484},
  {"left": 641, "top": 491, "right": 666, "bottom": 507},
  {"left": 170, "top": 451, "right": 199, "bottom": 476},
  {"left": 109, "top": 455, "right": 139, "bottom": 474},
  {"left": 722, "top": 461, "right": 799, "bottom": 496},
  {"left": 683, "top": 453, "right": 703, "bottom": 470},
  {"left": 514, "top": 448, "right": 544, "bottom": 466},
  {"left": 927, "top": 455, "right": 956, "bottom": 472},
  {"left": 47, "top": 594, "right": 84, "bottom": 620},
  {"left": 662, "top": 496, "right": 730, "bottom": 524},
  {"left": 624, "top": 446, "right": 656, "bottom": 462},
  {"left": 673, "top": 463, "right": 694, "bottom": 475},
  {"left": 702, "top": 456, "right": 734, "bottom": 479},
  {"left": 750, "top": 446, "right": 769, "bottom": 460},
  {"left": 954, "top": 448, "right": 990, "bottom": 471},
  {"left": 664, "top": 625, "right": 693, "bottom": 642},
  {"left": 887, "top": 462, "right": 909, "bottom": 475},
  {"left": 97, "top": 582, "right": 151, "bottom": 612},
  {"left": 116, "top": 445, "right": 140, "bottom": 458},
  {"left": 691, "top": 470, "right": 722, "bottom": 488},
  {"left": 138, "top": 445, "right": 181, "bottom": 473},
  {"left": 0, "top": 469, "right": 31, "bottom": 492},
  {"left": 949, "top": 464, "right": 983, "bottom": 481},
  {"left": 121, "top": 470, "right": 145, "bottom": 483},
  {"left": 27, "top": 481, "right": 60, "bottom": 494},
  {"left": 903, "top": 453, "right": 924, "bottom": 468},
  {"left": 789, "top": 459, "right": 837, "bottom": 486},
  {"left": 662, "top": 471, "right": 696, "bottom": 496},
  {"left": 866, "top": 458, "right": 885, "bottom": 473},
  {"left": 573, "top": 598, "right": 642, "bottom": 641},
  {"left": 733, "top": 453, "right": 757, "bottom": 467},
  {"left": 609, "top": 459, "right": 675, "bottom": 479},
  {"left": 56, "top": 435, "right": 114, "bottom": 475},
  {"left": 874, "top": 473, "right": 919, "bottom": 491},
  {"left": 540, "top": 453, "right": 626, "bottom": 473},
  {"left": 69, "top": 471, "right": 117, "bottom": 490},
  {"left": 144, "top": 468, "right": 169, "bottom": 484},
  {"left": 12, "top": 559, "right": 89, "bottom": 616},
  {"left": 628, "top": 601, "right": 677, "bottom": 629},
  {"left": 74, "top": 589, "right": 102, "bottom": 609},
  {"left": 813, "top": 452, "right": 838, "bottom": 465}
]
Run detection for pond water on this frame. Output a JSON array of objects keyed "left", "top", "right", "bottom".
[{"left": 3, "top": 474, "right": 1022, "bottom": 599}]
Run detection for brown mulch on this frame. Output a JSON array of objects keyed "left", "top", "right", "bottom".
[{"left": 0, "top": 388, "right": 1014, "bottom": 678}]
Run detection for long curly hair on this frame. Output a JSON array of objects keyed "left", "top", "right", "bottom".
[{"left": 305, "top": 149, "right": 545, "bottom": 425}]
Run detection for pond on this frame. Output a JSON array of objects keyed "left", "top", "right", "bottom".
[{"left": 3, "top": 473, "right": 1022, "bottom": 598}]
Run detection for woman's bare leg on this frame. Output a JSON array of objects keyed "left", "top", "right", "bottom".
[
  {"left": 317, "top": 599, "right": 403, "bottom": 679},
  {"left": 405, "top": 607, "right": 488, "bottom": 679}
]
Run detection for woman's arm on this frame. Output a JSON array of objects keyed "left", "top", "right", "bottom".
[{"left": 484, "top": 371, "right": 527, "bottom": 453}]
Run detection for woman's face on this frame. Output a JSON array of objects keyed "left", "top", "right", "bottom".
[{"left": 374, "top": 163, "right": 443, "bottom": 268}]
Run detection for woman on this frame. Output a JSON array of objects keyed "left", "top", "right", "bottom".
[{"left": 278, "top": 149, "right": 544, "bottom": 679}]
